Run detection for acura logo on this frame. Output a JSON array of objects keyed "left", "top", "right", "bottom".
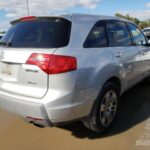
[{"left": 0, "top": 51, "right": 5, "bottom": 60}]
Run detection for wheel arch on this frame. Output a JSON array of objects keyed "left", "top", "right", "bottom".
[{"left": 104, "top": 76, "right": 122, "bottom": 94}]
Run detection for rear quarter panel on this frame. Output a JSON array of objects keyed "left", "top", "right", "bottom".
[{"left": 54, "top": 48, "right": 120, "bottom": 91}]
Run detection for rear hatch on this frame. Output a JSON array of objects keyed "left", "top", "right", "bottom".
[{"left": 0, "top": 16, "right": 71, "bottom": 99}]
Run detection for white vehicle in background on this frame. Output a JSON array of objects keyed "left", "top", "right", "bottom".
[{"left": 143, "top": 27, "right": 150, "bottom": 40}]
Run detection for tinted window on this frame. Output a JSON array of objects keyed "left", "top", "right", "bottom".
[
  {"left": 0, "top": 18, "right": 71, "bottom": 48},
  {"left": 106, "top": 21, "right": 132, "bottom": 46},
  {"left": 128, "top": 23, "right": 147, "bottom": 46},
  {"left": 84, "top": 21, "right": 108, "bottom": 48}
]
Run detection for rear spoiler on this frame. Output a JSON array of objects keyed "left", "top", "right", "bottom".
[
  {"left": 10, "top": 16, "right": 36, "bottom": 25},
  {"left": 10, "top": 15, "right": 72, "bottom": 25}
]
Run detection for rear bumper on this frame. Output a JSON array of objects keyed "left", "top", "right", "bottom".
[
  {"left": 0, "top": 90, "right": 52, "bottom": 127},
  {"left": 0, "top": 86, "right": 99, "bottom": 126}
]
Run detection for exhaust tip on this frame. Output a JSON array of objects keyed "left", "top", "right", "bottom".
[
  {"left": 33, "top": 123, "right": 45, "bottom": 128},
  {"left": 29, "top": 121, "right": 45, "bottom": 128}
]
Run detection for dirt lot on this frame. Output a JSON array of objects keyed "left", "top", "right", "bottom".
[{"left": 0, "top": 82, "right": 150, "bottom": 150}]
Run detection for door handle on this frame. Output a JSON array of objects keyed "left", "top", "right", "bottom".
[{"left": 116, "top": 52, "right": 124, "bottom": 57}]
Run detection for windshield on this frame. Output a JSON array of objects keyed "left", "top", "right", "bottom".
[{"left": 0, "top": 18, "right": 71, "bottom": 48}]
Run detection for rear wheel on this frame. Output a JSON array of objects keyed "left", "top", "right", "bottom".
[{"left": 83, "top": 82, "right": 120, "bottom": 133}]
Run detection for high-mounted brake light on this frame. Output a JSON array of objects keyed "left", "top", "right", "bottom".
[
  {"left": 20, "top": 16, "right": 36, "bottom": 22},
  {"left": 26, "top": 53, "right": 77, "bottom": 74}
]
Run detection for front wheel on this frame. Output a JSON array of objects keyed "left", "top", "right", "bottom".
[{"left": 83, "top": 82, "right": 120, "bottom": 133}]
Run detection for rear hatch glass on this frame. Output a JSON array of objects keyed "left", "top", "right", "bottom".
[{"left": 0, "top": 17, "right": 71, "bottom": 48}]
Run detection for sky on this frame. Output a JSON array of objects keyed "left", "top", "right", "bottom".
[{"left": 0, "top": 0, "right": 150, "bottom": 31}]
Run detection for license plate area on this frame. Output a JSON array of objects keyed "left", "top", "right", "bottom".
[{"left": 0, "top": 62, "right": 20, "bottom": 80}]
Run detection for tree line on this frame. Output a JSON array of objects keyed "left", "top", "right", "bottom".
[{"left": 115, "top": 13, "right": 150, "bottom": 29}]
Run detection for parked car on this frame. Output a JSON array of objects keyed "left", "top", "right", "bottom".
[
  {"left": 143, "top": 27, "right": 150, "bottom": 40},
  {"left": 0, "top": 14, "right": 150, "bottom": 133}
]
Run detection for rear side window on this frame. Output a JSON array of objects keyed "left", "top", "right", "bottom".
[
  {"left": 0, "top": 18, "right": 71, "bottom": 48},
  {"left": 84, "top": 21, "right": 108, "bottom": 48},
  {"left": 106, "top": 21, "right": 132, "bottom": 46},
  {"left": 127, "top": 23, "right": 147, "bottom": 46}
]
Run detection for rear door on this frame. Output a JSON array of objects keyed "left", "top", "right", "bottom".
[
  {"left": 127, "top": 22, "right": 150, "bottom": 78},
  {"left": 0, "top": 17, "right": 71, "bottom": 98},
  {"left": 106, "top": 20, "right": 141, "bottom": 88}
]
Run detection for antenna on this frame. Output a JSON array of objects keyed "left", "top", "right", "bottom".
[
  {"left": 27, "top": 0, "right": 30, "bottom": 16},
  {"left": 87, "top": 8, "right": 90, "bottom": 14}
]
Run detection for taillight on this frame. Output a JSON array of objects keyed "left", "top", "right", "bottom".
[
  {"left": 49, "top": 54, "right": 77, "bottom": 74},
  {"left": 26, "top": 53, "right": 77, "bottom": 75},
  {"left": 26, "top": 53, "right": 51, "bottom": 74}
]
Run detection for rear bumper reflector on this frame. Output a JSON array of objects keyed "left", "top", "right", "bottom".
[{"left": 26, "top": 116, "right": 44, "bottom": 121}]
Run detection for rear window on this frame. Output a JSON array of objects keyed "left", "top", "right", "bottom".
[
  {"left": 84, "top": 21, "right": 108, "bottom": 48},
  {"left": 0, "top": 18, "right": 71, "bottom": 48}
]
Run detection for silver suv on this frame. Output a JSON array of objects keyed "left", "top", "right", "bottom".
[{"left": 0, "top": 14, "right": 150, "bottom": 133}]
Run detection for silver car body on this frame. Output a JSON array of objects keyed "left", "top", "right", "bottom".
[{"left": 0, "top": 13, "right": 150, "bottom": 126}]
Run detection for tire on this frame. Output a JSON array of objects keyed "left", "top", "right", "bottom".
[{"left": 82, "top": 82, "right": 120, "bottom": 133}]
